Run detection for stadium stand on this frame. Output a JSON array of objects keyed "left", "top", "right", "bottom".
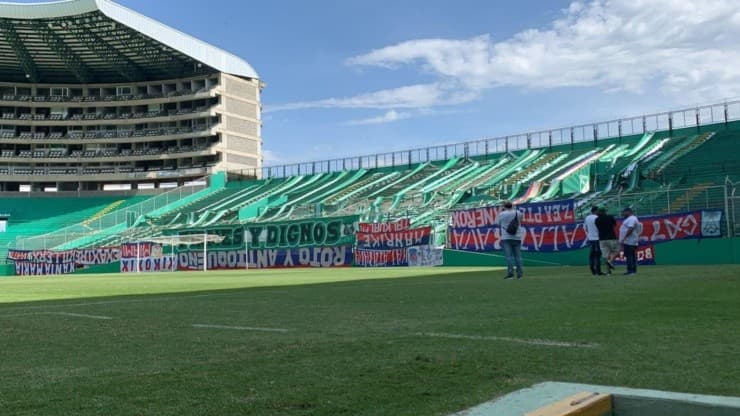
[
  {"left": 5, "top": 112, "right": 740, "bottom": 256},
  {"left": 0, "top": 196, "right": 149, "bottom": 261}
]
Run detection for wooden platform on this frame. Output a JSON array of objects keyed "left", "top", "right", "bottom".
[{"left": 525, "top": 391, "right": 612, "bottom": 416}]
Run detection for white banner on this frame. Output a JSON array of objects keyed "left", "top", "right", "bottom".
[{"left": 407, "top": 245, "right": 444, "bottom": 267}]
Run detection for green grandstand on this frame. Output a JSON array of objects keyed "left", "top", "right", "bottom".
[{"left": 4, "top": 115, "right": 738, "bottom": 265}]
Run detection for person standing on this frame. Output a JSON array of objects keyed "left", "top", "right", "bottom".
[
  {"left": 595, "top": 207, "right": 619, "bottom": 274},
  {"left": 584, "top": 206, "right": 604, "bottom": 275},
  {"left": 619, "top": 207, "right": 640, "bottom": 275},
  {"left": 497, "top": 201, "right": 524, "bottom": 279}
]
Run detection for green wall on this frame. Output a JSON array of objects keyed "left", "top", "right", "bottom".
[{"left": 443, "top": 237, "right": 740, "bottom": 267}]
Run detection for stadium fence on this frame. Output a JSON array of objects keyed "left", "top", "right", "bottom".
[
  {"left": 12, "top": 180, "right": 208, "bottom": 250},
  {"left": 234, "top": 99, "right": 740, "bottom": 180}
]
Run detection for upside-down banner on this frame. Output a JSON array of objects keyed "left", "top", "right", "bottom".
[
  {"left": 14, "top": 261, "right": 76, "bottom": 276},
  {"left": 448, "top": 209, "right": 722, "bottom": 253},
  {"left": 8, "top": 247, "right": 120, "bottom": 265},
  {"left": 119, "top": 242, "right": 177, "bottom": 273},
  {"left": 358, "top": 219, "right": 411, "bottom": 233},
  {"left": 176, "top": 245, "right": 354, "bottom": 270},
  {"left": 356, "top": 226, "right": 432, "bottom": 250},
  {"left": 354, "top": 224, "right": 433, "bottom": 267},
  {"left": 355, "top": 248, "right": 409, "bottom": 267},
  {"left": 9, "top": 247, "right": 120, "bottom": 276},
  {"left": 450, "top": 199, "right": 576, "bottom": 228}
]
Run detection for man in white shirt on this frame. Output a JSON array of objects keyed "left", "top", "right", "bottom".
[
  {"left": 497, "top": 201, "right": 524, "bottom": 279},
  {"left": 619, "top": 207, "right": 640, "bottom": 275},
  {"left": 584, "top": 206, "right": 604, "bottom": 276}
]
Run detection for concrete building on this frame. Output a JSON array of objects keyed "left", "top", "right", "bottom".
[{"left": 0, "top": 0, "right": 262, "bottom": 192}]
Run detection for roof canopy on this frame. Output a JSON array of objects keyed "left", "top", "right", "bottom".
[{"left": 0, "top": 0, "right": 259, "bottom": 84}]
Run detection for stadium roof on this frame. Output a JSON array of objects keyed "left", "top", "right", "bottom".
[{"left": 0, "top": 0, "right": 259, "bottom": 84}]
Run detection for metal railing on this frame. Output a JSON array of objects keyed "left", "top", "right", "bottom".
[
  {"left": 597, "top": 185, "right": 726, "bottom": 215},
  {"left": 251, "top": 99, "right": 740, "bottom": 179},
  {"left": 11, "top": 178, "right": 209, "bottom": 250}
]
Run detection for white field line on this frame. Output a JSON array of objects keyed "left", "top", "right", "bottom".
[
  {"left": 192, "top": 324, "right": 289, "bottom": 333},
  {"left": 0, "top": 292, "right": 245, "bottom": 313},
  {"left": 0, "top": 312, "right": 112, "bottom": 320},
  {"left": 416, "top": 332, "right": 598, "bottom": 348},
  {"left": 48, "top": 312, "right": 112, "bottom": 320}
]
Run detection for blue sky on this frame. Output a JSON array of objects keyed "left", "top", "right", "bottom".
[{"left": 12, "top": 0, "right": 740, "bottom": 165}]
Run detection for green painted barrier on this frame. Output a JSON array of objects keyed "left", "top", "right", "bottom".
[{"left": 444, "top": 237, "right": 739, "bottom": 267}]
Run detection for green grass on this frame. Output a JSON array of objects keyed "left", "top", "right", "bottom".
[{"left": 0, "top": 265, "right": 739, "bottom": 415}]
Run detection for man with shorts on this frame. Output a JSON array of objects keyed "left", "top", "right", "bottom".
[
  {"left": 619, "top": 207, "right": 640, "bottom": 275},
  {"left": 595, "top": 207, "right": 618, "bottom": 274}
]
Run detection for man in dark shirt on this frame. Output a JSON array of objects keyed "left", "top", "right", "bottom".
[{"left": 595, "top": 207, "right": 618, "bottom": 274}]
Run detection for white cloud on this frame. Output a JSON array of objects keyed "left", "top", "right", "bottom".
[
  {"left": 270, "top": 0, "right": 740, "bottom": 115},
  {"left": 344, "top": 110, "right": 413, "bottom": 125},
  {"left": 265, "top": 83, "right": 474, "bottom": 113},
  {"left": 348, "top": 0, "right": 740, "bottom": 103}
]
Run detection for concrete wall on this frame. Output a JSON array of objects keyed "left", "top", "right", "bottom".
[
  {"left": 216, "top": 73, "right": 262, "bottom": 176},
  {"left": 443, "top": 237, "right": 740, "bottom": 267}
]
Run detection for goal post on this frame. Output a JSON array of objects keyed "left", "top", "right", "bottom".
[{"left": 126, "top": 233, "right": 226, "bottom": 272}]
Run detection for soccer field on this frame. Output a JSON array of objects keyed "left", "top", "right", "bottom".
[{"left": 1, "top": 265, "right": 739, "bottom": 415}]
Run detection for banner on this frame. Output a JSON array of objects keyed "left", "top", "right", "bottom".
[
  {"left": 8, "top": 248, "right": 120, "bottom": 265},
  {"left": 450, "top": 199, "right": 575, "bottom": 228},
  {"left": 613, "top": 245, "right": 656, "bottom": 266},
  {"left": 358, "top": 219, "right": 411, "bottom": 233},
  {"left": 407, "top": 245, "right": 444, "bottom": 267},
  {"left": 120, "top": 257, "right": 177, "bottom": 273},
  {"left": 120, "top": 242, "right": 163, "bottom": 259},
  {"left": 243, "top": 216, "right": 358, "bottom": 249},
  {"left": 14, "top": 261, "right": 75, "bottom": 276},
  {"left": 448, "top": 209, "right": 723, "bottom": 253},
  {"left": 176, "top": 245, "right": 353, "bottom": 270},
  {"left": 562, "top": 165, "right": 591, "bottom": 194},
  {"left": 448, "top": 223, "right": 589, "bottom": 252},
  {"left": 355, "top": 248, "right": 408, "bottom": 267},
  {"left": 8, "top": 249, "right": 77, "bottom": 264},
  {"left": 74, "top": 247, "right": 121, "bottom": 265},
  {"left": 119, "top": 242, "right": 175, "bottom": 273},
  {"left": 356, "top": 226, "right": 432, "bottom": 250},
  {"left": 631, "top": 210, "right": 722, "bottom": 244}
]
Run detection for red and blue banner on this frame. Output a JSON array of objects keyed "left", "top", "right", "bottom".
[
  {"left": 450, "top": 199, "right": 576, "bottom": 229},
  {"left": 613, "top": 245, "right": 657, "bottom": 266},
  {"left": 356, "top": 226, "right": 432, "bottom": 250},
  {"left": 448, "top": 223, "right": 589, "bottom": 252},
  {"left": 448, "top": 209, "right": 723, "bottom": 253},
  {"left": 358, "top": 219, "right": 411, "bottom": 233},
  {"left": 355, "top": 225, "right": 433, "bottom": 267},
  {"left": 631, "top": 210, "right": 722, "bottom": 243},
  {"left": 355, "top": 248, "right": 409, "bottom": 267}
]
